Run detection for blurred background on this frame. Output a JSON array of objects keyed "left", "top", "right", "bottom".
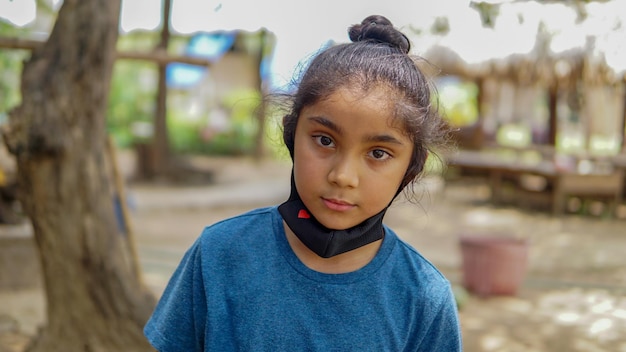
[
  {"left": 0, "top": 1, "right": 625, "bottom": 351},
  {"left": 3, "top": 0, "right": 626, "bottom": 168}
]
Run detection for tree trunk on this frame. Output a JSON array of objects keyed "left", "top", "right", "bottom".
[{"left": 2, "top": 1, "right": 155, "bottom": 351}]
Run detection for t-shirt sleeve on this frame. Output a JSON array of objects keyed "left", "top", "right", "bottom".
[
  {"left": 418, "top": 284, "right": 463, "bottom": 351},
  {"left": 144, "top": 239, "right": 207, "bottom": 351}
]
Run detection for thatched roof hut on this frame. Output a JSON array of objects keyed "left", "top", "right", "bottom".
[
  {"left": 412, "top": 0, "right": 626, "bottom": 85},
  {"left": 407, "top": 0, "right": 626, "bottom": 153}
]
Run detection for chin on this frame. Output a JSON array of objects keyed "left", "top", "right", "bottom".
[
  {"left": 317, "top": 218, "right": 359, "bottom": 231},
  {"left": 315, "top": 210, "right": 371, "bottom": 230}
]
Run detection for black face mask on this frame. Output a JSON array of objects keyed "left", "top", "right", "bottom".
[{"left": 278, "top": 174, "right": 387, "bottom": 258}]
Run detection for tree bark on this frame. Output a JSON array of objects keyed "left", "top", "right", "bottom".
[{"left": 2, "top": 1, "right": 155, "bottom": 350}]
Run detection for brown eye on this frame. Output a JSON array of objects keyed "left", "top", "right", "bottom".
[
  {"left": 314, "top": 135, "right": 334, "bottom": 147},
  {"left": 370, "top": 149, "right": 391, "bottom": 160}
]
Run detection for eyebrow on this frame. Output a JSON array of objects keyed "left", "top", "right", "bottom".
[
  {"left": 308, "top": 116, "right": 343, "bottom": 135},
  {"left": 364, "top": 134, "right": 405, "bottom": 145},
  {"left": 307, "top": 116, "right": 405, "bottom": 145}
]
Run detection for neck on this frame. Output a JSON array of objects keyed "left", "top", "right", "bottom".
[
  {"left": 278, "top": 171, "right": 388, "bottom": 258},
  {"left": 283, "top": 221, "right": 382, "bottom": 274}
]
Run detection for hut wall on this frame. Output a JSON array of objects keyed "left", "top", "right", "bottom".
[
  {"left": 482, "top": 79, "right": 550, "bottom": 146},
  {"left": 582, "top": 84, "right": 624, "bottom": 154},
  {"left": 481, "top": 78, "right": 499, "bottom": 140}
]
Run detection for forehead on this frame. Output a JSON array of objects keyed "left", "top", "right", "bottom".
[
  {"left": 312, "top": 85, "right": 401, "bottom": 125},
  {"left": 300, "top": 85, "right": 412, "bottom": 142},
  {"left": 329, "top": 83, "right": 397, "bottom": 104}
]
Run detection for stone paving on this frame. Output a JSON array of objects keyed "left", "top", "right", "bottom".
[{"left": 1, "top": 156, "right": 626, "bottom": 351}]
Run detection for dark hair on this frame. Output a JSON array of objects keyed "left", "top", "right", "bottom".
[{"left": 282, "top": 15, "right": 450, "bottom": 196}]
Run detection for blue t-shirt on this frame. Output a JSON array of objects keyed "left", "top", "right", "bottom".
[{"left": 144, "top": 206, "right": 462, "bottom": 351}]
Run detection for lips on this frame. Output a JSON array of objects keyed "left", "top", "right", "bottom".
[{"left": 322, "top": 198, "right": 355, "bottom": 212}]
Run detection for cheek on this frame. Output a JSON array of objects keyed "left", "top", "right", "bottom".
[
  {"left": 372, "top": 175, "right": 402, "bottom": 202},
  {"left": 370, "top": 160, "right": 412, "bottom": 200},
  {"left": 293, "top": 143, "right": 318, "bottom": 191}
]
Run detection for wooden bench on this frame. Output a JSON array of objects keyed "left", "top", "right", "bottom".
[
  {"left": 550, "top": 170, "right": 624, "bottom": 215},
  {"left": 446, "top": 148, "right": 625, "bottom": 215}
]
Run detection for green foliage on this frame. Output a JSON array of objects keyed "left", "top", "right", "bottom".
[
  {"left": 452, "top": 285, "right": 470, "bottom": 310},
  {"left": 110, "top": 30, "right": 272, "bottom": 156},
  {"left": 264, "top": 108, "right": 290, "bottom": 161},
  {"left": 107, "top": 59, "right": 265, "bottom": 156},
  {"left": 0, "top": 50, "right": 25, "bottom": 117},
  {"left": 167, "top": 117, "right": 203, "bottom": 152},
  {"left": 169, "top": 89, "right": 261, "bottom": 156},
  {"left": 431, "top": 17, "right": 450, "bottom": 35},
  {"left": 424, "top": 152, "right": 446, "bottom": 176},
  {"left": 496, "top": 123, "right": 531, "bottom": 148},
  {"left": 437, "top": 80, "right": 479, "bottom": 127},
  {"left": 0, "top": 22, "right": 29, "bottom": 117},
  {"left": 107, "top": 33, "right": 159, "bottom": 148},
  {"left": 471, "top": 2, "right": 500, "bottom": 28},
  {"left": 116, "top": 31, "right": 159, "bottom": 52},
  {"left": 107, "top": 61, "right": 156, "bottom": 147}
]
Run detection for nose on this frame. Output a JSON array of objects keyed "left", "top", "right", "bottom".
[{"left": 328, "top": 154, "right": 359, "bottom": 188}]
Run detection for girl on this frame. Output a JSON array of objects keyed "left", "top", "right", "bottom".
[{"left": 145, "top": 15, "right": 462, "bottom": 351}]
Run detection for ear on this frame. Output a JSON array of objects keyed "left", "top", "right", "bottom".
[
  {"left": 401, "top": 147, "right": 428, "bottom": 188},
  {"left": 282, "top": 114, "right": 297, "bottom": 160}
]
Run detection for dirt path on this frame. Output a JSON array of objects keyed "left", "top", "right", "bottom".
[
  {"left": 127, "top": 157, "right": 626, "bottom": 352},
  {"left": 1, "top": 156, "right": 625, "bottom": 351}
]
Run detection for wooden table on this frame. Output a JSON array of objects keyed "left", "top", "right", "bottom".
[{"left": 446, "top": 149, "right": 625, "bottom": 215}]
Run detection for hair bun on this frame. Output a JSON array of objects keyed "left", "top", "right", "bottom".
[{"left": 348, "top": 15, "right": 410, "bottom": 54}]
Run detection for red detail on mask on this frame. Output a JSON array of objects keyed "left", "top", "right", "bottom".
[{"left": 297, "top": 209, "right": 310, "bottom": 219}]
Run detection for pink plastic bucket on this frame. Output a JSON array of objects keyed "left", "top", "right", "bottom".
[{"left": 460, "top": 235, "right": 529, "bottom": 296}]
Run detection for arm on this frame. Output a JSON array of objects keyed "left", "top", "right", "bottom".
[
  {"left": 417, "top": 285, "right": 463, "bottom": 352},
  {"left": 144, "top": 240, "right": 207, "bottom": 351}
]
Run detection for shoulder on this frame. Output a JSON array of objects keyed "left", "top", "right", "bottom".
[
  {"left": 202, "top": 206, "right": 278, "bottom": 234},
  {"left": 384, "top": 227, "right": 452, "bottom": 294},
  {"left": 199, "top": 206, "right": 279, "bottom": 238},
  {"left": 195, "top": 206, "right": 282, "bottom": 257},
  {"left": 382, "top": 229, "right": 462, "bottom": 350}
]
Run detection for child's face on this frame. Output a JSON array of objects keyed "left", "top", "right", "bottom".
[{"left": 293, "top": 86, "right": 413, "bottom": 230}]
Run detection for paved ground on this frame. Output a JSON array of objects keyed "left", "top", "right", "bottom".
[{"left": 1, "top": 155, "right": 626, "bottom": 351}]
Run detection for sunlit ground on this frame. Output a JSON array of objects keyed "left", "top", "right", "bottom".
[
  {"left": 459, "top": 288, "right": 626, "bottom": 352},
  {"left": 1, "top": 155, "right": 625, "bottom": 352}
]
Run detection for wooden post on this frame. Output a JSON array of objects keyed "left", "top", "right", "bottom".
[
  {"left": 150, "top": 0, "right": 173, "bottom": 178},
  {"left": 548, "top": 84, "right": 558, "bottom": 146},
  {"left": 106, "top": 135, "right": 142, "bottom": 281},
  {"left": 622, "top": 84, "right": 626, "bottom": 151},
  {"left": 475, "top": 77, "right": 485, "bottom": 147},
  {"left": 253, "top": 29, "right": 268, "bottom": 160}
]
